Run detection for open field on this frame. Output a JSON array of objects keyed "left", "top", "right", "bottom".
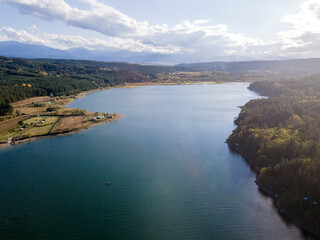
[
  {"left": 0, "top": 116, "right": 60, "bottom": 143},
  {"left": 15, "top": 106, "right": 47, "bottom": 115},
  {"left": 51, "top": 116, "right": 89, "bottom": 133},
  {"left": 23, "top": 116, "right": 60, "bottom": 126},
  {"left": 12, "top": 96, "right": 53, "bottom": 107},
  {"left": 22, "top": 124, "right": 55, "bottom": 137}
]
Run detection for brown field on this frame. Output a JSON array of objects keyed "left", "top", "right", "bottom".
[
  {"left": 15, "top": 106, "right": 48, "bottom": 115},
  {"left": 55, "top": 107, "right": 74, "bottom": 115},
  {"left": 0, "top": 116, "right": 28, "bottom": 133},
  {"left": 51, "top": 116, "right": 90, "bottom": 133},
  {"left": 12, "top": 96, "right": 53, "bottom": 107}
]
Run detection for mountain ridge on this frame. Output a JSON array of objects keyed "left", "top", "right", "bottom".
[{"left": 0, "top": 41, "right": 280, "bottom": 64}]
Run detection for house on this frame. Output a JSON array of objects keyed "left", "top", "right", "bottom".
[{"left": 8, "top": 138, "right": 15, "bottom": 145}]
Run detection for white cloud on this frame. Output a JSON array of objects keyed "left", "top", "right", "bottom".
[
  {"left": 0, "top": 27, "right": 46, "bottom": 45},
  {"left": 2, "top": 0, "right": 150, "bottom": 37},
  {"left": 1, "top": 0, "right": 274, "bottom": 57},
  {"left": 278, "top": 0, "right": 320, "bottom": 57},
  {"left": 0, "top": 26, "right": 182, "bottom": 53},
  {"left": 2, "top": 0, "right": 319, "bottom": 59}
]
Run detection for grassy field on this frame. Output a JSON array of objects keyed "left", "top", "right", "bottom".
[
  {"left": 23, "top": 116, "right": 59, "bottom": 126},
  {"left": 0, "top": 116, "right": 60, "bottom": 143},
  {"left": 22, "top": 116, "right": 60, "bottom": 136},
  {"left": 22, "top": 124, "right": 55, "bottom": 137}
]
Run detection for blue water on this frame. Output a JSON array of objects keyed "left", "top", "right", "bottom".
[{"left": 0, "top": 83, "right": 312, "bottom": 239}]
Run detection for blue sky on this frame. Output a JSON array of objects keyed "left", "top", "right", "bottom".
[{"left": 0, "top": 0, "right": 319, "bottom": 60}]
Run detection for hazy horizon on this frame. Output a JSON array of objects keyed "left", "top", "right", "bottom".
[{"left": 0, "top": 0, "right": 319, "bottom": 62}]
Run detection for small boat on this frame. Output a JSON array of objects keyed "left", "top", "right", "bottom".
[{"left": 105, "top": 181, "right": 110, "bottom": 185}]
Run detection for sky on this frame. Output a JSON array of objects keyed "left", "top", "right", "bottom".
[{"left": 0, "top": 0, "right": 319, "bottom": 60}]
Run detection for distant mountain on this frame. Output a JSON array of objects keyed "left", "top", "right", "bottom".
[
  {"left": 177, "top": 59, "right": 320, "bottom": 78},
  {"left": 66, "top": 47, "right": 168, "bottom": 63},
  {"left": 0, "top": 42, "right": 318, "bottom": 70},
  {"left": 0, "top": 41, "right": 256, "bottom": 64},
  {"left": 0, "top": 41, "right": 173, "bottom": 63},
  {"left": 0, "top": 41, "right": 72, "bottom": 59}
]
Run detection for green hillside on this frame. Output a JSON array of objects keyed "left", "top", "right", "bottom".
[
  {"left": 227, "top": 75, "right": 320, "bottom": 236},
  {"left": 0, "top": 56, "right": 188, "bottom": 104}
]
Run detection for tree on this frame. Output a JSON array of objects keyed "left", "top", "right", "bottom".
[{"left": 0, "top": 102, "right": 13, "bottom": 116}]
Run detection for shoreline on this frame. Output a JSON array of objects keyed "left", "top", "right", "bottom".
[
  {"left": 74, "top": 81, "right": 235, "bottom": 99},
  {"left": 0, "top": 114, "right": 125, "bottom": 149},
  {"left": 256, "top": 180, "right": 320, "bottom": 238},
  {"left": 228, "top": 144, "right": 320, "bottom": 238},
  {"left": 1, "top": 81, "right": 228, "bottom": 149},
  {"left": 227, "top": 81, "right": 320, "bottom": 239}
]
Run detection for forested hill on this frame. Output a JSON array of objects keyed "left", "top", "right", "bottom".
[
  {"left": 0, "top": 56, "right": 188, "bottom": 104},
  {"left": 248, "top": 74, "right": 320, "bottom": 97},
  {"left": 2, "top": 55, "right": 320, "bottom": 109},
  {"left": 177, "top": 58, "right": 320, "bottom": 78},
  {"left": 3, "top": 56, "right": 309, "bottom": 107},
  {"left": 227, "top": 75, "right": 320, "bottom": 236}
]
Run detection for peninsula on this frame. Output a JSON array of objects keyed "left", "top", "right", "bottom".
[{"left": 0, "top": 95, "right": 123, "bottom": 147}]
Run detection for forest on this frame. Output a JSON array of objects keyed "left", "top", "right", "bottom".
[
  {"left": 227, "top": 74, "right": 320, "bottom": 235},
  {"left": 0, "top": 56, "right": 187, "bottom": 105}
]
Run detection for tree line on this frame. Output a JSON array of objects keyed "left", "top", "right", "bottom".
[{"left": 227, "top": 74, "right": 320, "bottom": 234}]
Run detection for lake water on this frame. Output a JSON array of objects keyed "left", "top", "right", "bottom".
[{"left": 0, "top": 83, "right": 313, "bottom": 239}]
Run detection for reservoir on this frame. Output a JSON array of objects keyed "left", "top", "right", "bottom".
[{"left": 0, "top": 83, "right": 311, "bottom": 239}]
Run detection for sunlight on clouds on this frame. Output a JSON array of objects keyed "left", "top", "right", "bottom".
[
  {"left": 2, "top": 0, "right": 274, "bottom": 57},
  {"left": 0, "top": 27, "right": 46, "bottom": 45},
  {"left": 0, "top": 26, "right": 182, "bottom": 53},
  {"left": 1, "top": 0, "right": 320, "bottom": 59},
  {"left": 278, "top": 0, "right": 320, "bottom": 56}
]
